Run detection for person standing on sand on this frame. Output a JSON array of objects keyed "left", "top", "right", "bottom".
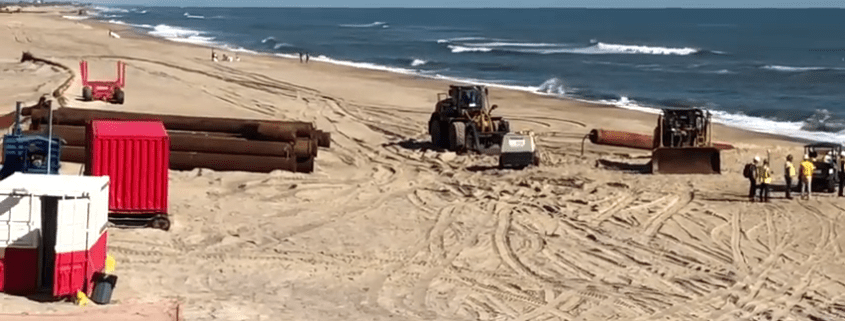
[
  {"left": 305, "top": 53, "right": 310, "bottom": 63},
  {"left": 839, "top": 151, "right": 845, "bottom": 197},
  {"left": 799, "top": 154, "right": 815, "bottom": 199},
  {"left": 299, "top": 52, "right": 303, "bottom": 63},
  {"left": 758, "top": 159, "right": 772, "bottom": 202},
  {"left": 744, "top": 157, "right": 759, "bottom": 202},
  {"left": 784, "top": 155, "right": 796, "bottom": 199}
]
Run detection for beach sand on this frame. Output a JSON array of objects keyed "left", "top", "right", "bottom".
[{"left": 1, "top": 7, "right": 843, "bottom": 321}]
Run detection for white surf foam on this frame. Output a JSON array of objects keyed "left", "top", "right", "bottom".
[
  {"left": 762, "top": 65, "right": 845, "bottom": 72},
  {"left": 261, "top": 36, "right": 276, "bottom": 43},
  {"left": 106, "top": 20, "right": 155, "bottom": 29},
  {"left": 149, "top": 24, "right": 216, "bottom": 46},
  {"left": 339, "top": 21, "right": 386, "bottom": 28},
  {"left": 447, "top": 40, "right": 700, "bottom": 56},
  {"left": 184, "top": 12, "right": 205, "bottom": 19},
  {"left": 410, "top": 59, "right": 427, "bottom": 67},
  {"left": 62, "top": 16, "right": 89, "bottom": 20}
]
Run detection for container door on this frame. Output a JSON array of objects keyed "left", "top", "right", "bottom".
[
  {"left": 52, "top": 197, "right": 89, "bottom": 297},
  {"left": 0, "top": 193, "right": 40, "bottom": 294}
]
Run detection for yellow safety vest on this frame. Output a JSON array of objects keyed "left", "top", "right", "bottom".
[
  {"left": 785, "top": 162, "right": 796, "bottom": 177},
  {"left": 758, "top": 166, "right": 772, "bottom": 184},
  {"left": 800, "top": 161, "right": 815, "bottom": 178}
]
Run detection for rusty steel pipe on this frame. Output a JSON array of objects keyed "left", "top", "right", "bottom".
[
  {"left": 62, "top": 146, "right": 314, "bottom": 173},
  {"left": 27, "top": 125, "right": 316, "bottom": 158},
  {"left": 29, "top": 107, "right": 331, "bottom": 147},
  {"left": 589, "top": 129, "right": 657, "bottom": 150},
  {"left": 588, "top": 128, "right": 735, "bottom": 151}
]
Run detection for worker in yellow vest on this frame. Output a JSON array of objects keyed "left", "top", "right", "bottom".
[
  {"left": 799, "top": 154, "right": 815, "bottom": 199},
  {"left": 784, "top": 154, "right": 796, "bottom": 200},
  {"left": 757, "top": 159, "right": 773, "bottom": 202}
]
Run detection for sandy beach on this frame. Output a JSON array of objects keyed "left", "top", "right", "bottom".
[{"left": 1, "top": 6, "right": 843, "bottom": 321}]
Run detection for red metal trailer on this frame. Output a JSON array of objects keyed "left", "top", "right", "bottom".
[
  {"left": 85, "top": 120, "right": 170, "bottom": 230},
  {"left": 0, "top": 173, "right": 113, "bottom": 301},
  {"left": 80, "top": 60, "right": 125, "bottom": 105}
]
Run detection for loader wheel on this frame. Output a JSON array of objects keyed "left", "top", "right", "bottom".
[
  {"left": 82, "top": 86, "right": 93, "bottom": 101},
  {"left": 449, "top": 121, "right": 466, "bottom": 152},
  {"left": 429, "top": 115, "right": 444, "bottom": 148},
  {"left": 533, "top": 153, "right": 541, "bottom": 166},
  {"left": 112, "top": 87, "right": 125, "bottom": 105}
]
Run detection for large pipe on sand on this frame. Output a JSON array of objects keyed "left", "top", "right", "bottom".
[{"left": 30, "top": 107, "right": 331, "bottom": 148}]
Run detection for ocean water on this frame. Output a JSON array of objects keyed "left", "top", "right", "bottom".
[{"left": 78, "top": 6, "right": 845, "bottom": 143}]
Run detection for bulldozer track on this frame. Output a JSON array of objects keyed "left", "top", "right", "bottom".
[
  {"left": 730, "top": 207, "right": 750, "bottom": 273},
  {"left": 589, "top": 192, "right": 639, "bottom": 225},
  {"left": 642, "top": 191, "right": 693, "bottom": 237}
]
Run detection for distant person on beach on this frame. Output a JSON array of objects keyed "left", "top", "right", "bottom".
[
  {"left": 757, "top": 159, "right": 772, "bottom": 202},
  {"left": 784, "top": 154, "right": 795, "bottom": 199},
  {"left": 299, "top": 52, "right": 303, "bottom": 63},
  {"left": 744, "top": 157, "right": 759, "bottom": 202},
  {"left": 839, "top": 151, "right": 845, "bottom": 197},
  {"left": 799, "top": 154, "right": 815, "bottom": 199},
  {"left": 305, "top": 53, "right": 310, "bottom": 63}
]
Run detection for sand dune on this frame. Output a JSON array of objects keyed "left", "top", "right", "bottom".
[{"left": 1, "top": 7, "right": 842, "bottom": 321}]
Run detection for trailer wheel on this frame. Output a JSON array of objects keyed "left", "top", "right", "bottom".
[
  {"left": 112, "top": 87, "right": 125, "bottom": 105},
  {"left": 82, "top": 86, "right": 93, "bottom": 101},
  {"left": 150, "top": 216, "right": 170, "bottom": 231},
  {"left": 449, "top": 121, "right": 466, "bottom": 152},
  {"left": 498, "top": 119, "right": 510, "bottom": 133}
]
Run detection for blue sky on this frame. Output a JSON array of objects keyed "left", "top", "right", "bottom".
[{"left": 87, "top": 0, "right": 845, "bottom": 8}]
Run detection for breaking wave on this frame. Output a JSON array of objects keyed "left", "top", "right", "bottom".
[
  {"left": 184, "top": 12, "right": 205, "bottom": 19},
  {"left": 444, "top": 38, "right": 702, "bottom": 56},
  {"left": 411, "top": 59, "right": 427, "bottom": 66},
  {"left": 148, "top": 24, "right": 216, "bottom": 46},
  {"left": 762, "top": 65, "right": 845, "bottom": 72},
  {"left": 339, "top": 21, "right": 387, "bottom": 28}
]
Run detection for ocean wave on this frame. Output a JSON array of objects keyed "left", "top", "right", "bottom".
[
  {"left": 131, "top": 9, "right": 148, "bottom": 14},
  {"left": 149, "top": 24, "right": 216, "bottom": 46},
  {"left": 411, "top": 59, "right": 427, "bottom": 67},
  {"left": 339, "top": 21, "right": 387, "bottom": 28},
  {"left": 93, "top": 6, "right": 129, "bottom": 13},
  {"left": 448, "top": 45, "right": 492, "bottom": 53},
  {"left": 536, "top": 78, "right": 567, "bottom": 95},
  {"left": 107, "top": 20, "right": 155, "bottom": 29},
  {"left": 437, "top": 37, "right": 497, "bottom": 44},
  {"left": 102, "top": 14, "right": 123, "bottom": 18},
  {"left": 184, "top": 12, "right": 205, "bottom": 19},
  {"left": 801, "top": 109, "right": 845, "bottom": 133},
  {"left": 762, "top": 65, "right": 845, "bottom": 72},
  {"left": 62, "top": 16, "right": 89, "bottom": 20},
  {"left": 261, "top": 36, "right": 276, "bottom": 43},
  {"left": 273, "top": 43, "right": 292, "bottom": 49},
  {"left": 446, "top": 40, "right": 701, "bottom": 56}
]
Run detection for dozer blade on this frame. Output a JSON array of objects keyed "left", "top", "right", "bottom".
[{"left": 651, "top": 147, "right": 721, "bottom": 174}]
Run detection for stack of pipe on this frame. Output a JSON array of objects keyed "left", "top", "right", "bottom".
[{"left": 26, "top": 107, "right": 331, "bottom": 174}]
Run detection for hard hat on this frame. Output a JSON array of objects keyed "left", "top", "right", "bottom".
[
  {"left": 753, "top": 156, "right": 760, "bottom": 163},
  {"left": 804, "top": 154, "right": 810, "bottom": 160}
]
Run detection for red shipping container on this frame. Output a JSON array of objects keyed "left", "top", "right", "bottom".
[{"left": 86, "top": 120, "right": 170, "bottom": 215}]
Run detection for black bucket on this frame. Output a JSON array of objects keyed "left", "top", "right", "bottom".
[{"left": 90, "top": 273, "right": 118, "bottom": 305}]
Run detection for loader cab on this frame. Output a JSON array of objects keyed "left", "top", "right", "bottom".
[
  {"left": 442, "top": 85, "right": 488, "bottom": 114},
  {"left": 803, "top": 142, "right": 843, "bottom": 192}
]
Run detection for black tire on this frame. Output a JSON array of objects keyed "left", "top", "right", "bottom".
[
  {"left": 82, "top": 86, "right": 93, "bottom": 101},
  {"left": 149, "top": 216, "right": 170, "bottom": 231},
  {"left": 465, "top": 123, "right": 479, "bottom": 152},
  {"left": 429, "top": 114, "right": 444, "bottom": 148},
  {"left": 533, "top": 153, "right": 541, "bottom": 166},
  {"left": 449, "top": 121, "right": 466, "bottom": 152},
  {"left": 112, "top": 87, "right": 124, "bottom": 105}
]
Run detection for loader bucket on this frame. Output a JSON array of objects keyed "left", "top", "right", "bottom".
[{"left": 651, "top": 147, "right": 721, "bottom": 174}]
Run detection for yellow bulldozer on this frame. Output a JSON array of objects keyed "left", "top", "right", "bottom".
[
  {"left": 585, "top": 107, "right": 725, "bottom": 174},
  {"left": 428, "top": 85, "right": 511, "bottom": 154}
]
